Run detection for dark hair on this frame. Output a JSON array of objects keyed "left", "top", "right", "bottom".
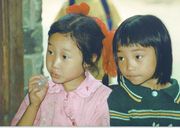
[
  {"left": 113, "top": 15, "right": 172, "bottom": 84},
  {"left": 48, "top": 14, "right": 105, "bottom": 75}
]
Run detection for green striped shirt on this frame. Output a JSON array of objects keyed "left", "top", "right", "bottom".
[{"left": 108, "top": 78, "right": 180, "bottom": 126}]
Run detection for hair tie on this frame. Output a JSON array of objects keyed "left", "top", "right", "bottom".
[
  {"left": 94, "top": 17, "right": 117, "bottom": 77},
  {"left": 66, "top": 2, "right": 90, "bottom": 15},
  {"left": 102, "top": 30, "right": 117, "bottom": 77}
]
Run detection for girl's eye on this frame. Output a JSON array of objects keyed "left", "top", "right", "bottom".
[
  {"left": 47, "top": 50, "right": 53, "bottom": 55},
  {"left": 136, "top": 55, "right": 143, "bottom": 60},
  {"left": 118, "top": 56, "right": 124, "bottom": 62},
  {"left": 62, "top": 55, "right": 69, "bottom": 59}
]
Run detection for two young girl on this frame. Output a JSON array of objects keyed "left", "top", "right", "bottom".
[
  {"left": 11, "top": 3, "right": 113, "bottom": 126},
  {"left": 12, "top": 2, "right": 180, "bottom": 126},
  {"left": 108, "top": 15, "right": 180, "bottom": 126}
]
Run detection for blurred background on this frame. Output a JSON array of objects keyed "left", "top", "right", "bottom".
[{"left": 0, "top": 0, "right": 180, "bottom": 125}]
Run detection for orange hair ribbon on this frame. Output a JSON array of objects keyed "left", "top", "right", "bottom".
[
  {"left": 66, "top": 2, "right": 117, "bottom": 77},
  {"left": 102, "top": 31, "right": 117, "bottom": 77},
  {"left": 66, "top": 2, "right": 90, "bottom": 15},
  {"left": 92, "top": 17, "right": 117, "bottom": 77}
]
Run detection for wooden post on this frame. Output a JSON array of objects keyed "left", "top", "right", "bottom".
[{"left": 0, "top": 0, "right": 24, "bottom": 125}]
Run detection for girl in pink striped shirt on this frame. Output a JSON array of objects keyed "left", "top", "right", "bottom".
[{"left": 11, "top": 2, "right": 114, "bottom": 126}]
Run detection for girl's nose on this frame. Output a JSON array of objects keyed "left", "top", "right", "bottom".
[
  {"left": 126, "top": 59, "right": 135, "bottom": 71},
  {"left": 52, "top": 57, "right": 61, "bottom": 68}
]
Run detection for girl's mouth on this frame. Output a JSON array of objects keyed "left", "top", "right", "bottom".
[
  {"left": 51, "top": 72, "right": 60, "bottom": 79},
  {"left": 126, "top": 75, "right": 140, "bottom": 79}
]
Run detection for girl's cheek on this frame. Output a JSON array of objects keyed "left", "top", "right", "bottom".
[{"left": 46, "top": 60, "right": 52, "bottom": 70}]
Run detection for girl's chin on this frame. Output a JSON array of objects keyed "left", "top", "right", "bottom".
[
  {"left": 51, "top": 78, "right": 61, "bottom": 84},
  {"left": 129, "top": 80, "right": 142, "bottom": 85}
]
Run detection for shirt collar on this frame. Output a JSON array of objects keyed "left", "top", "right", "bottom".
[
  {"left": 121, "top": 77, "right": 180, "bottom": 102},
  {"left": 47, "top": 72, "right": 102, "bottom": 97},
  {"left": 163, "top": 79, "right": 180, "bottom": 102}
]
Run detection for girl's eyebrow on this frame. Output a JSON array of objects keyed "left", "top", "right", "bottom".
[
  {"left": 131, "top": 48, "right": 145, "bottom": 52},
  {"left": 117, "top": 49, "right": 121, "bottom": 53},
  {"left": 48, "top": 42, "right": 52, "bottom": 45},
  {"left": 62, "top": 48, "right": 71, "bottom": 53},
  {"left": 117, "top": 47, "right": 146, "bottom": 53}
]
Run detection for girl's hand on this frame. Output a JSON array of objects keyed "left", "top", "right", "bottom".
[{"left": 28, "top": 75, "right": 49, "bottom": 107}]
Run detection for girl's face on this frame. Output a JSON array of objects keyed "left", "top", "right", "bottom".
[
  {"left": 46, "top": 33, "right": 85, "bottom": 90},
  {"left": 117, "top": 44, "right": 157, "bottom": 86}
]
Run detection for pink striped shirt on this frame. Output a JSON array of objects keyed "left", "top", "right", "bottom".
[{"left": 11, "top": 72, "right": 111, "bottom": 126}]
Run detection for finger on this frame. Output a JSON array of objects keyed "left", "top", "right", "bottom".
[
  {"left": 29, "top": 75, "right": 42, "bottom": 82},
  {"left": 28, "top": 80, "right": 39, "bottom": 91},
  {"left": 29, "top": 86, "right": 40, "bottom": 95},
  {"left": 28, "top": 75, "right": 49, "bottom": 92},
  {"left": 29, "top": 75, "right": 44, "bottom": 88},
  {"left": 29, "top": 82, "right": 39, "bottom": 93}
]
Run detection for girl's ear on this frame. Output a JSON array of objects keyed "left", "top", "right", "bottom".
[
  {"left": 92, "top": 54, "right": 97, "bottom": 63},
  {"left": 83, "top": 63, "right": 89, "bottom": 69},
  {"left": 83, "top": 54, "right": 97, "bottom": 70}
]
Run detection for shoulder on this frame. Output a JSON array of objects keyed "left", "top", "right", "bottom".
[
  {"left": 93, "top": 83, "right": 112, "bottom": 100},
  {"left": 108, "top": 84, "right": 128, "bottom": 98},
  {"left": 170, "top": 78, "right": 180, "bottom": 104},
  {"left": 107, "top": 84, "right": 126, "bottom": 103},
  {"left": 100, "top": 83, "right": 112, "bottom": 93},
  {"left": 85, "top": 72, "right": 112, "bottom": 97},
  {"left": 107, "top": 84, "right": 136, "bottom": 108},
  {"left": 170, "top": 78, "right": 179, "bottom": 87}
]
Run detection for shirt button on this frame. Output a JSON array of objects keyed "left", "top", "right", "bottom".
[
  {"left": 71, "top": 119, "right": 76, "bottom": 126},
  {"left": 152, "top": 90, "right": 158, "bottom": 97}
]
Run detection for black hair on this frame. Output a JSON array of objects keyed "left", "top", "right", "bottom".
[
  {"left": 48, "top": 14, "right": 105, "bottom": 75},
  {"left": 113, "top": 15, "right": 172, "bottom": 85}
]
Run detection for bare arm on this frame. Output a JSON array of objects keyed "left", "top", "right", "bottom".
[{"left": 17, "top": 104, "right": 40, "bottom": 125}]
